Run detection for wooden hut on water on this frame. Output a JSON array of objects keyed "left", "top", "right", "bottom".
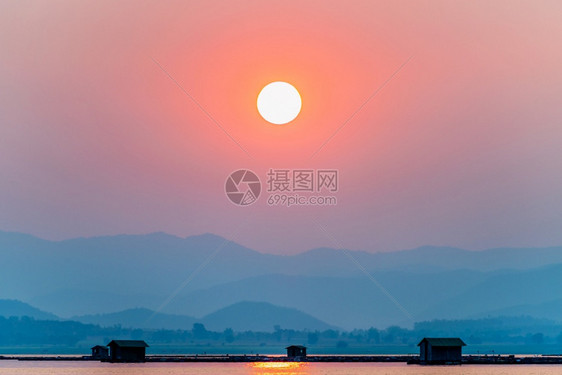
[
  {"left": 91, "top": 345, "right": 109, "bottom": 360},
  {"left": 107, "top": 340, "right": 149, "bottom": 362},
  {"left": 286, "top": 345, "right": 307, "bottom": 359},
  {"left": 418, "top": 337, "right": 466, "bottom": 365}
]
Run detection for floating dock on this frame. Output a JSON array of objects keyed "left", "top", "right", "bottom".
[{"left": 2, "top": 354, "right": 562, "bottom": 364}]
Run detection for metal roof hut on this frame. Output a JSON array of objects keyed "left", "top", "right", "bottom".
[
  {"left": 107, "top": 340, "right": 149, "bottom": 362},
  {"left": 286, "top": 345, "right": 307, "bottom": 359},
  {"left": 91, "top": 345, "right": 109, "bottom": 360},
  {"left": 418, "top": 337, "right": 466, "bottom": 365}
]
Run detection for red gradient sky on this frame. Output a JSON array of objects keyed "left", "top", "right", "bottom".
[{"left": 1, "top": 1, "right": 561, "bottom": 253}]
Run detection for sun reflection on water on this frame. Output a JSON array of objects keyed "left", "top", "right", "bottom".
[{"left": 248, "top": 362, "right": 308, "bottom": 374}]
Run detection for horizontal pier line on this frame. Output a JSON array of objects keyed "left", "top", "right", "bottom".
[{"left": 2, "top": 355, "right": 562, "bottom": 364}]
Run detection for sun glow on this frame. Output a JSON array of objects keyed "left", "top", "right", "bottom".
[
  {"left": 257, "top": 82, "right": 302, "bottom": 125},
  {"left": 248, "top": 362, "right": 307, "bottom": 374},
  {"left": 250, "top": 362, "right": 304, "bottom": 368}
]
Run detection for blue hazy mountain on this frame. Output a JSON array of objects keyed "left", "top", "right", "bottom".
[
  {"left": 418, "top": 264, "right": 562, "bottom": 320},
  {"left": 199, "top": 301, "right": 336, "bottom": 332},
  {"left": 53, "top": 302, "right": 334, "bottom": 332},
  {"left": 473, "top": 298, "right": 562, "bottom": 322},
  {"left": 72, "top": 308, "right": 197, "bottom": 330},
  {"left": 158, "top": 272, "right": 483, "bottom": 329},
  {"left": 2, "top": 230, "right": 562, "bottom": 329},
  {"left": 0, "top": 299, "right": 58, "bottom": 320},
  {"left": 157, "top": 266, "right": 562, "bottom": 329}
]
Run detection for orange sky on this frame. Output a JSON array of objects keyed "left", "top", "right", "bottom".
[{"left": 1, "top": 0, "right": 561, "bottom": 253}]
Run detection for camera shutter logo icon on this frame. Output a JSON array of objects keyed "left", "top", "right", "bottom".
[{"left": 225, "top": 170, "right": 261, "bottom": 206}]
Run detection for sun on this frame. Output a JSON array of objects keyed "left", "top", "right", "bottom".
[{"left": 257, "top": 81, "right": 302, "bottom": 125}]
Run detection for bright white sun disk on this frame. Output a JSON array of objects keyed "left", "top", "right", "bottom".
[{"left": 257, "top": 82, "right": 301, "bottom": 125}]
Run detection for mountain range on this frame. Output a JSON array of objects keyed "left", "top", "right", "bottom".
[
  {"left": 1, "top": 230, "right": 561, "bottom": 330},
  {"left": 0, "top": 299, "right": 335, "bottom": 332}
]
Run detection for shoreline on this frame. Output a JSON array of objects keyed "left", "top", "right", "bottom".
[{"left": 2, "top": 354, "right": 562, "bottom": 364}]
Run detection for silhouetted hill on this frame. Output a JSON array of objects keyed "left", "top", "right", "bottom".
[
  {"left": 476, "top": 298, "right": 562, "bottom": 322},
  {"left": 2, "top": 230, "right": 562, "bottom": 328},
  {"left": 421, "top": 264, "right": 562, "bottom": 321},
  {"left": 200, "top": 301, "right": 336, "bottom": 332},
  {"left": 28, "top": 290, "right": 162, "bottom": 319},
  {"left": 72, "top": 303, "right": 334, "bottom": 332},
  {"left": 0, "top": 299, "right": 58, "bottom": 320},
  {"left": 0, "top": 299, "right": 335, "bottom": 332},
  {"left": 161, "top": 271, "right": 487, "bottom": 329},
  {"left": 73, "top": 308, "right": 196, "bottom": 330},
  {"left": 292, "top": 245, "right": 562, "bottom": 273}
]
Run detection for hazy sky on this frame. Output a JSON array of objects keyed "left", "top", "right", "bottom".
[{"left": 1, "top": 1, "right": 561, "bottom": 253}]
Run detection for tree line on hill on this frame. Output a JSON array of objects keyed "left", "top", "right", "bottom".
[{"left": 1, "top": 315, "right": 561, "bottom": 351}]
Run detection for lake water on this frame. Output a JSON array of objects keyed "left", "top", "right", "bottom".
[{"left": 1, "top": 362, "right": 562, "bottom": 375}]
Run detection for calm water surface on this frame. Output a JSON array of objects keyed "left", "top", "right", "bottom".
[{"left": 1, "top": 362, "right": 562, "bottom": 375}]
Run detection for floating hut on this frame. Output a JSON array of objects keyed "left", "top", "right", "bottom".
[
  {"left": 107, "top": 340, "right": 149, "bottom": 362},
  {"left": 418, "top": 337, "right": 466, "bottom": 365},
  {"left": 286, "top": 345, "right": 307, "bottom": 359}
]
